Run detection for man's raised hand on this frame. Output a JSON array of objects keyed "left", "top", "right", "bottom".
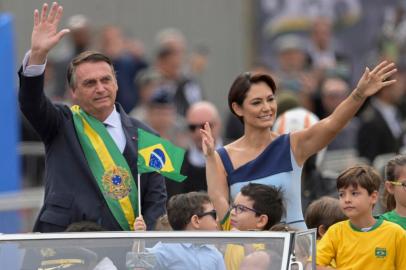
[{"left": 29, "top": 2, "right": 70, "bottom": 65}]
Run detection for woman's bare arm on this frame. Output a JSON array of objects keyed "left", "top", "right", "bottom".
[
  {"left": 291, "top": 61, "right": 397, "bottom": 166},
  {"left": 201, "top": 123, "right": 230, "bottom": 225}
]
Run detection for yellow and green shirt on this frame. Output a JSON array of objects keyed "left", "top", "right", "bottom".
[{"left": 317, "top": 219, "right": 406, "bottom": 270}]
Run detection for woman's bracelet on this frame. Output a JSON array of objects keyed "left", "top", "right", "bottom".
[{"left": 352, "top": 89, "right": 365, "bottom": 102}]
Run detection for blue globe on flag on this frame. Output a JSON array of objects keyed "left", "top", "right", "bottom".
[
  {"left": 149, "top": 148, "right": 166, "bottom": 170},
  {"left": 112, "top": 175, "right": 122, "bottom": 185}
]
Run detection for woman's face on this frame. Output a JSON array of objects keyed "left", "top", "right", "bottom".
[{"left": 233, "top": 82, "right": 277, "bottom": 128}]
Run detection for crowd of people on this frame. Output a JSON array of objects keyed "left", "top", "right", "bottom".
[{"left": 17, "top": 2, "right": 406, "bottom": 270}]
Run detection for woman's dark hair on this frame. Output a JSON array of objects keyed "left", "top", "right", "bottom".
[
  {"left": 384, "top": 155, "right": 406, "bottom": 210},
  {"left": 228, "top": 72, "right": 277, "bottom": 123}
]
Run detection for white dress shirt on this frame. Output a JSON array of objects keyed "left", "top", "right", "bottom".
[{"left": 22, "top": 51, "right": 127, "bottom": 153}]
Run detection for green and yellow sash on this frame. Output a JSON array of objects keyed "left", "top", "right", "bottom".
[{"left": 71, "top": 105, "right": 138, "bottom": 230}]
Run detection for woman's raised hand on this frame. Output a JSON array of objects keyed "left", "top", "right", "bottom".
[
  {"left": 200, "top": 122, "right": 215, "bottom": 157},
  {"left": 30, "top": 2, "right": 70, "bottom": 64},
  {"left": 355, "top": 61, "right": 397, "bottom": 99}
]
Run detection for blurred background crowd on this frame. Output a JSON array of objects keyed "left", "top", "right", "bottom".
[{"left": 2, "top": 0, "right": 406, "bottom": 232}]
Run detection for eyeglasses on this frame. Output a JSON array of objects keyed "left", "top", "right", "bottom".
[
  {"left": 230, "top": 203, "right": 260, "bottom": 215},
  {"left": 197, "top": 209, "right": 217, "bottom": 220},
  {"left": 389, "top": 181, "right": 406, "bottom": 191},
  {"left": 187, "top": 122, "right": 213, "bottom": 132}
]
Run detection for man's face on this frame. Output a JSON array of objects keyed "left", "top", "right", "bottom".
[
  {"left": 321, "top": 79, "right": 349, "bottom": 114},
  {"left": 71, "top": 61, "right": 118, "bottom": 121},
  {"left": 186, "top": 109, "right": 219, "bottom": 151}
]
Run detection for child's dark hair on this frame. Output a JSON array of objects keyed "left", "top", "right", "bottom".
[
  {"left": 336, "top": 165, "right": 381, "bottom": 195},
  {"left": 154, "top": 214, "right": 172, "bottom": 231},
  {"left": 384, "top": 155, "right": 406, "bottom": 210},
  {"left": 167, "top": 191, "right": 211, "bottom": 230},
  {"left": 65, "top": 221, "right": 105, "bottom": 232},
  {"left": 240, "top": 183, "right": 284, "bottom": 230},
  {"left": 305, "top": 196, "right": 346, "bottom": 238}
]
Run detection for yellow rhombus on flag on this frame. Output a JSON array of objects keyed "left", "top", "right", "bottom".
[{"left": 137, "top": 128, "right": 186, "bottom": 182}]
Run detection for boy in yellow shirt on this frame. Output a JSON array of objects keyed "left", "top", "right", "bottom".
[{"left": 316, "top": 165, "right": 406, "bottom": 270}]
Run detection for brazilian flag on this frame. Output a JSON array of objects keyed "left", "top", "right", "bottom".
[{"left": 137, "top": 128, "right": 186, "bottom": 182}]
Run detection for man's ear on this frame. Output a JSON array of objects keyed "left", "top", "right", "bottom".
[
  {"left": 70, "top": 88, "right": 76, "bottom": 100},
  {"left": 256, "top": 214, "right": 269, "bottom": 230},
  {"left": 189, "top": 214, "right": 200, "bottom": 229},
  {"left": 231, "top": 102, "right": 243, "bottom": 117}
]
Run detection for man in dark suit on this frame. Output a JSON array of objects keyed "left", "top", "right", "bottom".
[
  {"left": 19, "top": 3, "right": 166, "bottom": 232},
  {"left": 357, "top": 73, "right": 405, "bottom": 163}
]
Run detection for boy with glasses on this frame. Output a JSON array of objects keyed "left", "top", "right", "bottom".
[
  {"left": 224, "top": 183, "right": 285, "bottom": 270},
  {"left": 316, "top": 165, "right": 406, "bottom": 270},
  {"left": 229, "top": 183, "right": 284, "bottom": 231}
]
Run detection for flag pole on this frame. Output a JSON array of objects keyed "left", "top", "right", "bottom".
[{"left": 137, "top": 173, "right": 142, "bottom": 217}]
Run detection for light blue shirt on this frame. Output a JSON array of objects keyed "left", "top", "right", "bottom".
[
  {"left": 148, "top": 242, "right": 226, "bottom": 270},
  {"left": 22, "top": 51, "right": 127, "bottom": 152}
]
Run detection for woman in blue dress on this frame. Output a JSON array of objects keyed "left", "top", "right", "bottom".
[{"left": 201, "top": 62, "right": 397, "bottom": 229}]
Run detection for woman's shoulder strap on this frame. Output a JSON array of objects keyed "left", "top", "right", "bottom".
[{"left": 216, "top": 147, "right": 234, "bottom": 175}]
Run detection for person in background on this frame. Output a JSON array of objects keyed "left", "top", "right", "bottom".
[
  {"left": 382, "top": 154, "right": 406, "bottom": 229},
  {"left": 165, "top": 101, "right": 222, "bottom": 199},
  {"left": 153, "top": 28, "right": 203, "bottom": 116},
  {"left": 129, "top": 70, "right": 161, "bottom": 121},
  {"left": 305, "top": 196, "right": 347, "bottom": 240},
  {"left": 100, "top": 25, "right": 148, "bottom": 113},
  {"left": 357, "top": 73, "right": 405, "bottom": 162},
  {"left": 50, "top": 13, "right": 92, "bottom": 100},
  {"left": 320, "top": 76, "right": 359, "bottom": 150}
]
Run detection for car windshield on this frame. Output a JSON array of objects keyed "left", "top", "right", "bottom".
[{"left": 0, "top": 230, "right": 316, "bottom": 270}]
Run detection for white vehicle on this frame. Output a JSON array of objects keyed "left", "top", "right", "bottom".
[{"left": 0, "top": 230, "right": 315, "bottom": 270}]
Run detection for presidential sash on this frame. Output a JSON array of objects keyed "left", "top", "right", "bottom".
[{"left": 71, "top": 105, "right": 138, "bottom": 230}]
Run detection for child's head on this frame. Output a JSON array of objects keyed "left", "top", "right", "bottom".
[
  {"left": 305, "top": 196, "right": 346, "bottom": 239},
  {"left": 230, "top": 183, "right": 284, "bottom": 231},
  {"left": 384, "top": 154, "right": 406, "bottom": 211},
  {"left": 167, "top": 191, "right": 218, "bottom": 231},
  {"left": 154, "top": 214, "right": 172, "bottom": 231},
  {"left": 336, "top": 165, "right": 381, "bottom": 219},
  {"left": 65, "top": 221, "right": 105, "bottom": 232}
]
